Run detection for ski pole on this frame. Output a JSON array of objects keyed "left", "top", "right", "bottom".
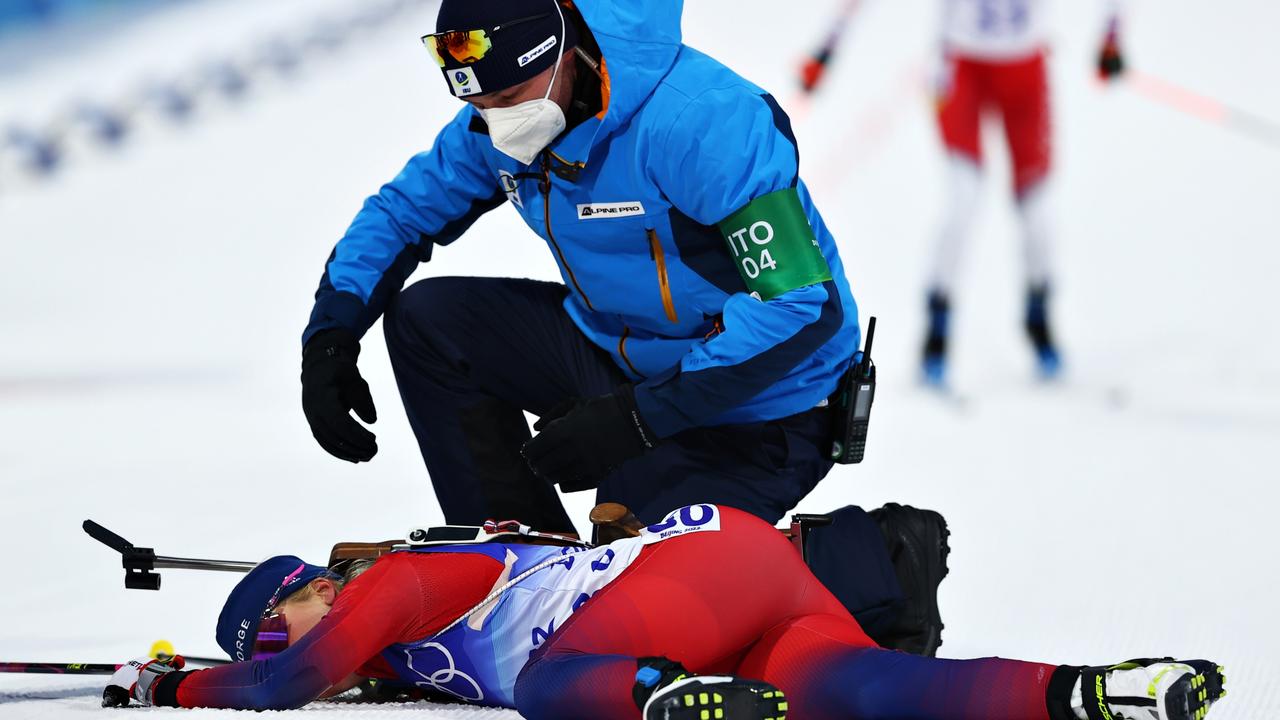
[
  {"left": 800, "top": 0, "right": 863, "bottom": 95},
  {"left": 0, "top": 663, "right": 121, "bottom": 675},
  {"left": 0, "top": 656, "right": 227, "bottom": 675},
  {"left": 1124, "top": 70, "right": 1280, "bottom": 151}
]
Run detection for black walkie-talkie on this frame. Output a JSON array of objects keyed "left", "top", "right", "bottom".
[{"left": 830, "top": 316, "right": 876, "bottom": 464}]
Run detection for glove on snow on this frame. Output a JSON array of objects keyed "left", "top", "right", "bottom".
[
  {"left": 103, "top": 655, "right": 184, "bottom": 707},
  {"left": 522, "top": 385, "right": 657, "bottom": 491},
  {"left": 1097, "top": 32, "right": 1125, "bottom": 81},
  {"left": 302, "top": 328, "right": 378, "bottom": 462}
]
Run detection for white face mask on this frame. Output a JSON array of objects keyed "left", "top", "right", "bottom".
[{"left": 478, "top": 1, "right": 568, "bottom": 165}]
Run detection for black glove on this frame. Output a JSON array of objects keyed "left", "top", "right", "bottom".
[
  {"left": 1097, "top": 33, "right": 1125, "bottom": 81},
  {"left": 521, "top": 385, "right": 658, "bottom": 491},
  {"left": 302, "top": 328, "right": 377, "bottom": 463}
]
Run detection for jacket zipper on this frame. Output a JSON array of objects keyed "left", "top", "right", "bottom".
[
  {"left": 616, "top": 325, "right": 640, "bottom": 376},
  {"left": 540, "top": 153, "right": 594, "bottom": 311},
  {"left": 647, "top": 229, "right": 679, "bottom": 324}
]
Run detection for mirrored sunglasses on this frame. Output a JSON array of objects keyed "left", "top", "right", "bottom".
[{"left": 421, "top": 13, "right": 551, "bottom": 67}]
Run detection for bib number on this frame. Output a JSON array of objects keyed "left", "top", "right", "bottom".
[
  {"left": 642, "top": 504, "right": 721, "bottom": 543},
  {"left": 977, "top": 0, "right": 1030, "bottom": 35}
]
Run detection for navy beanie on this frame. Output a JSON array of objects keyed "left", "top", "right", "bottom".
[
  {"left": 215, "top": 555, "right": 334, "bottom": 662},
  {"left": 433, "top": 0, "right": 579, "bottom": 98}
]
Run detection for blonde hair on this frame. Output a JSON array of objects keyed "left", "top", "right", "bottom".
[{"left": 276, "top": 560, "right": 373, "bottom": 609}]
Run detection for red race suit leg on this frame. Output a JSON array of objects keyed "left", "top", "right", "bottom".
[
  {"left": 738, "top": 614, "right": 1056, "bottom": 720},
  {"left": 514, "top": 506, "right": 871, "bottom": 719},
  {"left": 937, "top": 53, "right": 987, "bottom": 166},
  {"left": 515, "top": 506, "right": 1059, "bottom": 720},
  {"left": 993, "top": 50, "right": 1052, "bottom": 198},
  {"left": 931, "top": 53, "right": 988, "bottom": 293}
]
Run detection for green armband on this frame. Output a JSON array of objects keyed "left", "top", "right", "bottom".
[{"left": 716, "top": 188, "right": 833, "bottom": 301}]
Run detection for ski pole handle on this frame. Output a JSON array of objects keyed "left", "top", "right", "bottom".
[{"left": 800, "top": 0, "right": 862, "bottom": 94}]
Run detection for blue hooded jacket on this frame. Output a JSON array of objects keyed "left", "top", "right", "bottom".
[{"left": 304, "top": 0, "right": 861, "bottom": 438}]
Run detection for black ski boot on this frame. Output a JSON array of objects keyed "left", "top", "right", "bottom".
[
  {"left": 634, "top": 658, "right": 788, "bottom": 720},
  {"left": 1025, "top": 284, "right": 1062, "bottom": 378},
  {"left": 868, "top": 503, "right": 950, "bottom": 656},
  {"left": 1048, "top": 658, "right": 1227, "bottom": 720},
  {"left": 922, "top": 291, "right": 950, "bottom": 387}
]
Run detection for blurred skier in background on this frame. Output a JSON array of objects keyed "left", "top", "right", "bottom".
[
  {"left": 801, "top": 0, "right": 1126, "bottom": 386},
  {"left": 299, "top": 0, "right": 948, "bottom": 654},
  {"left": 921, "top": 0, "right": 1126, "bottom": 385}
]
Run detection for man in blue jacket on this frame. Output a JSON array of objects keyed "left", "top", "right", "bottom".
[{"left": 301, "top": 0, "right": 947, "bottom": 654}]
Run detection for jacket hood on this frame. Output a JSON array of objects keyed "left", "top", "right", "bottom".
[{"left": 571, "top": 0, "right": 683, "bottom": 143}]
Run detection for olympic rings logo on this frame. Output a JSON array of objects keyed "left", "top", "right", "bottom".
[{"left": 403, "top": 643, "right": 485, "bottom": 702}]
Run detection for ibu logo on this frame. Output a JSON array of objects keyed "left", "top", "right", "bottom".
[{"left": 449, "top": 67, "right": 481, "bottom": 96}]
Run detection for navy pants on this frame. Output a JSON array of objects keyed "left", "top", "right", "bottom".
[{"left": 383, "top": 277, "right": 901, "bottom": 634}]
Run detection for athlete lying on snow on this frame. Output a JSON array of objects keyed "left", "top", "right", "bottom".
[{"left": 106, "top": 506, "right": 1225, "bottom": 720}]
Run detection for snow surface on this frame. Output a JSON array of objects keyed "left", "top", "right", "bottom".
[{"left": 1, "top": 0, "right": 1278, "bottom": 717}]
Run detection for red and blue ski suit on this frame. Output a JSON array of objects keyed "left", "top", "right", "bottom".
[{"left": 161, "top": 507, "right": 1060, "bottom": 719}]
